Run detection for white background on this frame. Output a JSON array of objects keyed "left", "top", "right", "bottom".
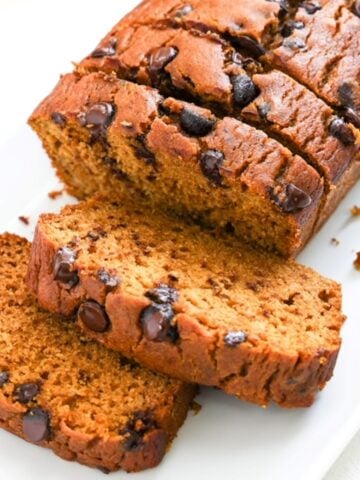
[{"left": 0, "top": 1, "right": 359, "bottom": 479}]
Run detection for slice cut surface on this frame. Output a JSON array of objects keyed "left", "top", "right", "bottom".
[
  {"left": 28, "top": 199, "right": 345, "bottom": 408},
  {"left": 0, "top": 233, "right": 195, "bottom": 473}
]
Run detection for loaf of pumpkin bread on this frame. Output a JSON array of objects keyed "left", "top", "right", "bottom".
[
  {"left": 27, "top": 198, "right": 345, "bottom": 408},
  {"left": 0, "top": 233, "right": 195, "bottom": 473},
  {"left": 29, "top": 0, "right": 360, "bottom": 256}
]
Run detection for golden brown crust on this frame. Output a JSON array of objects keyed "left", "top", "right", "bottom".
[
  {"left": 0, "top": 233, "right": 195, "bottom": 473},
  {"left": 27, "top": 202, "right": 345, "bottom": 408}
]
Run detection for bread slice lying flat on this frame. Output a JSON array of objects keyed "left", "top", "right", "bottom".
[
  {"left": 28, "top": 199, "right": 345, "bottom": 408},
  {"left": 0, "top": 233, "right": 195, "bottom": 473}
]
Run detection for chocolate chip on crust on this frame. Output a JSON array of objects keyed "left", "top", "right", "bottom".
[
  {"left": 78, "top": 301, "right": 110, "bottom": 333},
  {"left": 231, "top": 75, "right": 259, "bottom": 108},
  {"left": 91, "top": 38, "right": 117, "bottom": 58},
  {"left": 180, "top": 108, "right": 216, "bottom": 137},
  {"left": 329, "top": 117, "right": 355, "bottom": 145},
  {"left": 54, "top": 247, "right": 79, "bottom": 288},
  {"left": 140, "top": 304, "right": 178, "bottom": 342},
  {"left": 272, "top": 183, "right": 312, "bottom": 213},
  {"left": 224, "top": 331, "right": 248, "bottom": 346},
  {"left": 23, "top": 408, "right": 51, "bottom": 443}
]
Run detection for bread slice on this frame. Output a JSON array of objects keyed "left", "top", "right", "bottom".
[
  {"left": 29, "top": 71, "right": 324, "bottom": 257},
  {"left": 28, "top": 198, "right": 345, "bottom": 408},
  {"left": 0, "top": 233, "right": 195, "bottom": 473}
]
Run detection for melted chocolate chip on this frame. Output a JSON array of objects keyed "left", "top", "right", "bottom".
[
  {"left": 224, "top": 331, "right": 248, "bottom": 346},
  {"left": 329, "top": 117, "right": 355, "bottom": 145},
  {"left": 342, "top": 107, "right": 360, "bottom": 129},
  {"left": 23, "top": 408, "right": 51, "bottom": 443},
  {"left": 120, "top": 411, "right": 156, "bottom": 451},
  {"left": 51, "top": 112, "right": 67, "bottom": 126},
  {"left": 174, "top": 4, "right": 193, "bottom": 18},
  {"left": 301, "top": 1, "right": 321, "bottom": 14},
  {"left": 0, "top": 372, "right": 9, "bottom": 387},
  {"left": 273, "top": 183, "right": 312, "bottom": 213},
  {"left": 80, "top": 102, "right": 115, "bottom": 128},
  {"left": 145, "top": 284, "right": 179, "bottom": 304},
  {"left": 15, "top": 383, "right": 40, "bottom": 404},
  {"left": 180, "top": 108, "right": 216, "bottom": 136},
  {"left": 234, "top": 36, "right": 266, "bottom": 58},
  {"left": 140, "top": 304, "right": 178, "bottom": 342},
  {"left": 54, "top": 247, "right": 79, "bottom": 288},
  {"left": 283, "top": 38, "right": 306, "bottom": 50},
  {"left": 98, "top": 268, "right": 120, "bottom": 288},
  {"left": 231, "top": 75, "right": 259, "bottom": 108},
  {"left": 353, "top": 0, "right": 360, "bottom": 17},
  {"left": 78, "top": 301, "right": 110, "bottom": 333},
  {"left": 91, "top": 38, "right": 117, "bottom": 58},
  {"left": 149, "top": 47, "right": 178, "bottom": 78},
  {"left": 200, "top": 150, "right": 224, "bottom": 185},
  {"left": 281, "top": 21, "right": 305, "bottom": 37}
]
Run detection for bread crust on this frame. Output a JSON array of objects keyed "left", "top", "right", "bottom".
[
  {"left": 27, "top": 208, "right": 345, "bottom": 408},
  {"left": 0, "top": 233, "right": 196, "bottom": 473}
]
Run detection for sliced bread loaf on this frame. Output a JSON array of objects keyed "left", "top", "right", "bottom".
[
  {"left": 27, "top": 199, "right": 345, "bottom": 408},
  {"left": 0, "top": 233, "right": 195, "bottom": 473}
]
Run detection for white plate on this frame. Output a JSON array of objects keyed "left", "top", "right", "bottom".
[{"left": 0, "top": 1, "right": 359, "bottom": 479}]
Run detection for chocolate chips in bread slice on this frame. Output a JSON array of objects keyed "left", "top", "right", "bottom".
[
  {"left": 28, "top": 198, "right": 345, "bottom": 408},
  {"left": 0, "top": 233, "right": 195, "bottom": 473}
]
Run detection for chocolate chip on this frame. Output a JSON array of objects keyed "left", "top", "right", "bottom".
[
  {"left": 15, "top": 383, "right": 40, "bottom": 404},
  {"left": 234, "top": 36, "right": 266, "bottom": 58},
  {"left": 140, "top": 304, "right": 178, "bottom": 342},
  {"left": 80, "top": 102, "right": 115, "bottom": 128},
  {"left": 174, "top": 4, "right": 193, "bottom": 18},
  {"left": 51, "top": 112, "right": 66, "bottom": 126},
  {"left": 301, "top": 1, "right": 321, "bottom": 14},
  {"left": 281, "top": 21, "right": 305, "bottom": 37},
  {"left": 145, "top": 284, "right": 179, "bottom": 304},
  {"left": 231, "top": 75, "right": 259, "bottom": 108},
  {"left": 78, "top": 301, "right": 110, "bottom": 333},
  {"left": 98, "top": 268, "right": 120, "bottom": 288},
  {"left": 283, "top": 38, "right": 306, "bottom": 50},
  {"left": 54, "top": 247, "right": 79, "bottom": 288},
  {"left": 342, "top": 107, "right": 360, "bottom": 129},
  {"left": 149, "top": 47, "right": 178, "bottom": 78},
  {"left": 273, "top": 183, "right": 313, "bottom": 213},
  {"left": 0, "top": 372, "right": 9, "bottom": 387},
  {"left": 180, "top": 108, "right": 215, "bottom": 136},
  {"left": 200, "top": 150, "right": 224, "bottom": 185},
  {"left": 329, "top": 117, "right": 355, "bottom": 145},
  {"left": 23, "top": 408, "right": 51, "bottom": 443},
  {"left": 91, "top": 38, "right": 117, "bottom": 58},
  {"left": 120, "top": 411, "right": 156, "bottom": 451},
  {"left": 353, "top": 0, "right": 360, "bottom": 17},
  {"left": 224, "top": 331, "right": 248, "bottom": 346}
]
